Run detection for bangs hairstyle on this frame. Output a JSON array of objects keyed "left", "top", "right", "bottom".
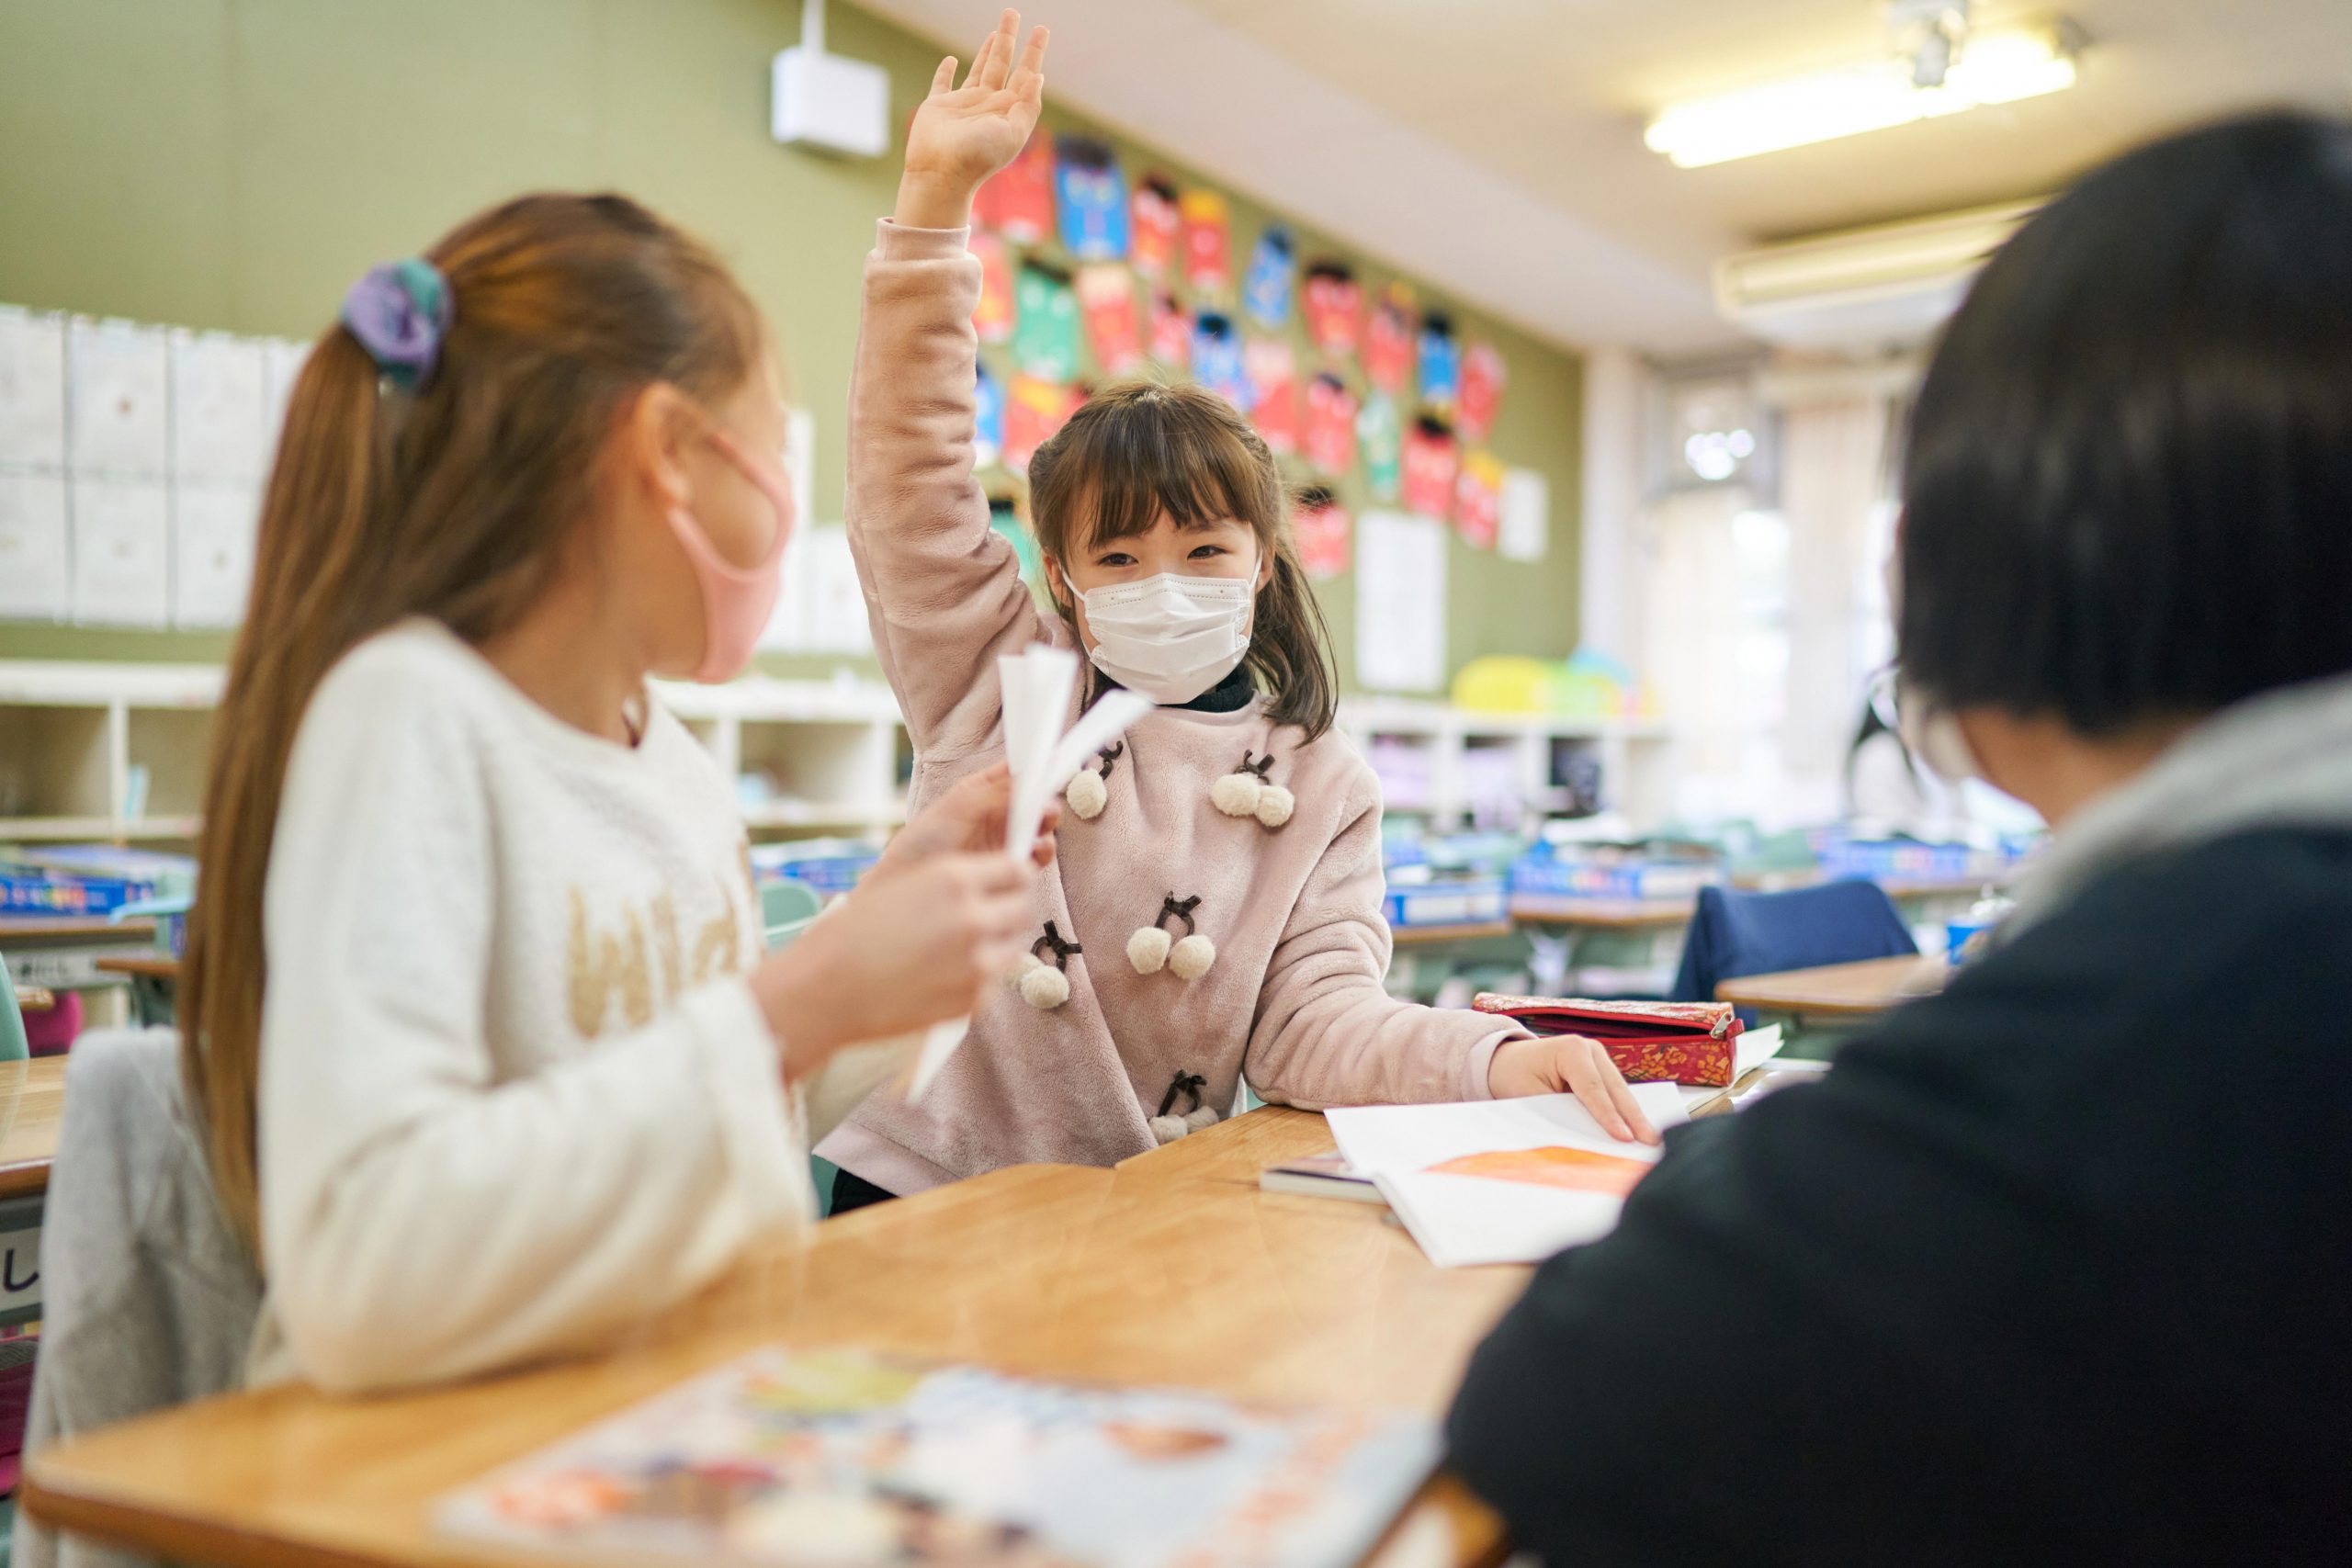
[
  {"left": 185, "top": 192, "right": 767, "bottom": 1257},
  {"left": 1027, "top": 380, "right": 1338, "bottom": 739},
  {"left": 1898, "top": 111, "right": 2352, "bottom": 736}
]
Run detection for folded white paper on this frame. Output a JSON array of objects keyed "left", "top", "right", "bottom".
[
  {"left": 1329, "top": 1085, "right": 1688, "bottom": 1268},
  {"left": 904, "top": 644, "right": 1151, "bottom": 1100}
]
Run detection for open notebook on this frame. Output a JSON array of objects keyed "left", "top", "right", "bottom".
[
  {"left": 1328, "top": 1086, "right": 1689, "bottom": 1268},
  {"left": 436, "top": 1347, "right": 1440, "bottom": 1568}
]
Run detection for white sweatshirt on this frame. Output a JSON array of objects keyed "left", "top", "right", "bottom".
[{"left": 249, "top": 619, "right": 826, "bottom": 1393}]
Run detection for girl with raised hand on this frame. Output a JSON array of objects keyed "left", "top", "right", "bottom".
[{"left": 823, "top": 9, "right": 1654, "bottom": 1210}]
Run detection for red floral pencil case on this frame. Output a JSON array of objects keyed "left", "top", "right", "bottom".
[{"left": 1473, "top": 994, "right": 1747, "bottom": 1088}]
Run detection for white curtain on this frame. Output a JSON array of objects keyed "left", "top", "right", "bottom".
[
  {"left": 1639, "top": 485, "right": 1762, "bottom": 824},
  {"left": 1779, "top": 394, "right": 1894, "bottom": 807}
]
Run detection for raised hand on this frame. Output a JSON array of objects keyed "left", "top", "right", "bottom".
[{"left": 896, "top": 7, "right": 1049, "bottom": 230}]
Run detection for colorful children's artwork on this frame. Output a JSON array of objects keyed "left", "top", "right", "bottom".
[
  {"left": 1417, "top": 311, "right": 1461, "bottom": 414},
  {"left": 974, "top": 363, "right": 1005, "bottom": 470},
  {"left": 973, "top": 133, "right": 1056, "bottom": 244},
  {"left": 1455, "top": 448, "right": 1504, "bottom": 550},
  {"left": 1402, "top": 415, "right": 1460, "bottom": 520},
  {"left": 970, "top": 232, "right": 1016, "bottom": 346},
  {"left": 1242, "top": 225, "right": 1296, "bottom": 328},
  {"left": 1180, "top": 188, "right": 1231, "bottom": 297},
  {"left": 1456, "top": 341, "right": 1507, "bottom": 445},
  {"left": 1013, "top": 265, "right": 1082, "bottom": 382},
  {"left": 436, "top": 1347, "right": 1442, "bottom": 1568},
  {"left": 1364, "top": 284, "right": 1416, "bottom": 396},
  {"left": 1005, "top": 376, "right": 1081, "bottom": 475},
  {"left": 1244, "top": 337, "right": 1299, "bottom": 455},
  {"left": 1357, "top": 391, "right": 1402, "bottom": 502},
  {"left": 1304, "top": 373, "right": 1358, "bottom": 477},
  {"left": 1078, "top": 265, "right": 1144, "bottom": 377},
  {"left": 1302, "top": 263, "right": 1362, "bottom": 360},
  {"left": 1292, "top": 486, "right": 1351, "bottom": 581},
  {"left": 1055, "top": 136, "right": 1130, "bottom": 261},
  {"left": 1148, "top": 291, "right": 1191, "bottom": 369},
  {"left": 1130, "top": 175, "right": 1181, "bottom": 281},
  {"left": 1191, "top": 312, "right": 1249, "bottom": 412}
]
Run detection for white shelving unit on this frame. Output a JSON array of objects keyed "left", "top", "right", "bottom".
[
  {"left": 1336, "top": 695, "right": 1676, "bottom": 829},
  {"left": 2, "top": 664, "right": 1679, "bottom": 846},
  {"left": 0, "top": 660, "right": 911, "bottom": 843}
]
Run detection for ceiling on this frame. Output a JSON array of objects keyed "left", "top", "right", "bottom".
[{"left": 855, "top": 0, "right": 2352, "bottom": 355}]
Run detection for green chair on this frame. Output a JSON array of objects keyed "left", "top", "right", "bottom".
[
  {"left": 761, "top": 879, "right": 823, "bottom": 953},
  {"left": 1, "top": 953, "right": 31, "bottom": 1064}
]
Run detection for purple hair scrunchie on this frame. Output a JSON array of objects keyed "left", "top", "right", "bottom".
[{"left": 339, "top": 256, "right": 451, "bottom": 392}]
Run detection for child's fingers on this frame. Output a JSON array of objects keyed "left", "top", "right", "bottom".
[
  {"left": 1564, "top": 1041, "right": 1634, "bottom": 1142},
  {"left": 967, "top": 22, "right": 1001, "bottom": 92},
  {"left": 1010, "top": 24, "right": 1048, "bottom": 104},
  {"left": 930, "top": 55, "right": 957, "bottom": 96},
  {"left": 978, "top": 9, "right": 1020, "bottom": 91}
]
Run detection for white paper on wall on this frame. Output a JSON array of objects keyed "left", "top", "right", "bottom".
[
  {"left": 70, "top": 477, "right": 171, "bottom": 627},
  {"left": 0, "top": 470, "right": 72, "bottom": 622},
  {"left": 1499, "top": 466, "right": 1550, "bottom": 563},
  {"left": 0, "top": 307, "right": 69, "bottom": 469},
  {"left": 800, "top": 525, "right": 872, "bottom": 655},
  {"left": 757, "top": 407, "right": 819, "bottom": 652},
  {"left": 172, "top": 483, "right": 260, "bottom": 628},
  {"left": 170, "top": 331, "right": 271, "bottom": 483},
  {"left": 68, "top": 318, "right": 170, "bottom": 477},
  {"left": 260, "top": 337, "right": 311, "bottom": 475},
  {"left": 1355, "top": 510, "right": 1447, "bottom": 693}
]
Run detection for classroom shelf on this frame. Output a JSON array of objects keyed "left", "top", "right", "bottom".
[
  {"left": 1335, "top": 696, "right": 1676, "bottom": 829},
  {"left": 0, "top": 664, "right": 1679, "bottom": 849},
  {"left": 0, "top": 660, "right": 917, "bottom": 847}
]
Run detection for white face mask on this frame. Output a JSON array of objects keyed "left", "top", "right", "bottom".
[{"left": 1077, "top": 571, "right": 1254, "bottom": 705}]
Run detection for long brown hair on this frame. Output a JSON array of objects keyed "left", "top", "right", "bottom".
[
  {"left": 184, "top": 194, "right": 764, "bottom": 1255},
  {"left": 1025, "top": 380, "right": 1338, "bottom": 739}
]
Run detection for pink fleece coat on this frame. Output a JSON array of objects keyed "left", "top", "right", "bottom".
[{"left": 817, "top": 220, "right": 1521, "bottom": 1195}]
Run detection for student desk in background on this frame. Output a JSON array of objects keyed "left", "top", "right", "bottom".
[
  {"left": 26, "top": 1108, "right": 1523, "bottom": 1568},
  {"left": 0, "top": 917, "right": 159, "bottom": 1000},
  {"left": 1714, "top": 954, "right": 1950, "bottom": 1022},
  {"left": 0, "top": 1055, "right": 69, "bottom": 1328},
  {"left": 92, "top": 952, "right": 181, "bottom": 1028}
]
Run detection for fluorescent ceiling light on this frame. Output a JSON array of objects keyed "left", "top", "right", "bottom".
[{"left": 1645, "top": 26, "right": 2080, "bottom": 168}]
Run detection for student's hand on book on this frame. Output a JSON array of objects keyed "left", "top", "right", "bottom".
[
  {"left": 1487, "top": 1035, "right": 1662, "bottom": 1145},
  {"left": 752, "top": 852, "right": 1035, "bottom": 1078},
  {"left": 871, "top": 761, "right": 1057, "bottom": 880},
  {"left": 897, "top": 7, "right": 1049, "bottom": 230}
]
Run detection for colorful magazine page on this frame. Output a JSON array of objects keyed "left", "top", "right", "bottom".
[{"left": 437, "top": 1348, "right": 1442, "bottom": 1568}]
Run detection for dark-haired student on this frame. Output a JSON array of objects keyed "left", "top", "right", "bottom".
[{"left": 1449, "top": 111, "right": 2352, "bottom": 1562}]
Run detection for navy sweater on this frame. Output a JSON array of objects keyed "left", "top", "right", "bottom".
[{"left": 1448, "top": 828, "right": 2352, "bottom": 1564}]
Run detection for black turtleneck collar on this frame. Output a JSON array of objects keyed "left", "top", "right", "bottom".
[{"left": 1092, "top": 660, "right": 1256, "bottom": 714}]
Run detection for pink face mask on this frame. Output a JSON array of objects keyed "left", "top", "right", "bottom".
[{"left": 666, "top": 423, "right": 797, "bottom": 683}]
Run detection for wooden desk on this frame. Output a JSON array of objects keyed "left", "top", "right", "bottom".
[
  {"left": 1506, "top": 895, "right": 1693, "bottom": 929},
  {"left": 0, "top": 1055, "right": 68, "bottom": 1200},
  {"left": 92, "top": 953, "right": 180, "bottom": 982},
  {"left": 1714, "top": 954, "right": 1949, "bottom": 1019},
  {"left": 16, "top": 984, "right": 54, "bottom": 1012},
  {"left": 1389, "top": 920, "right": 1517, "bottom": 948},
  {"left": 28, "top": 1108, "right": 1519, "bottom": 1568},
  {"left": 0, "top": 917, "right": 160, "bottom": 994}
]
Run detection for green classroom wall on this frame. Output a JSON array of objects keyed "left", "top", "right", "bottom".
[{"left": 0, "top": 0, "right": 1583, "bottom": 687}]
